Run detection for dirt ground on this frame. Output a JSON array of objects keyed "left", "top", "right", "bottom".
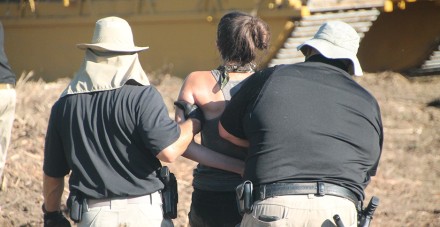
[{"left": 0, "top": 70, "right": 439, "bottom": 227}]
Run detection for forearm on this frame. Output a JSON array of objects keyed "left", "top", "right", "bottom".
[
  {"left": 183, "top": 142, "right": 244, "bottom": 175},
  {"left": 43, "top": 174, "right": 65, "bottom": 212},
  {"left": 157, "top": 118, "right": 201, "bottom": 163},
  {"left": 218, "top": 122, "right": 249, "bottom": 147}
]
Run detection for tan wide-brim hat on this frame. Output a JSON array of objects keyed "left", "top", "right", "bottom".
[
  {"left": 77, "top": 16, "right": 149, "bottom": 53},
  {"left": 297, "top": 21, "right": 363, "bottom": 76}
]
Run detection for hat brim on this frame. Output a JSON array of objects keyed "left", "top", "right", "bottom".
[
  {"left": 297, "top": 39, "right": 363, "bottom": 76},
  {"left": 77, "top": 43, "right": 149, "bottom": 53}
]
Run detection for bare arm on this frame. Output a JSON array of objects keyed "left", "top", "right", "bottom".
[
  {"left": 174, "top": 72, "right": 244, "bottom": 174},
  {"left": 219, "top": 121, "right": 249, "bottom": 148},
  {"left": 182, "top": 142, "right": 244, "bottom": 175},
  {"left": 43, "top": 174, "right": 65, "bottom": 212},
  {"left": 177, "top": 107, "right": 244, "bottom": 175},
  {"left": 156, "top": 118, "right": 201, "bottom": 163}
]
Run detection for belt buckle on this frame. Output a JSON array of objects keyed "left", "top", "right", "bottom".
[{"left": 260, "top": 184, "right": 266, "bottom": 200}]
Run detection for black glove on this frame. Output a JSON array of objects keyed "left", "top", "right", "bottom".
[
  {"left": 43, "top": 205, "right": 71, "bottom": 227},
  {"left": 174, "top": 100, "right": 204, "bottom": 125}
]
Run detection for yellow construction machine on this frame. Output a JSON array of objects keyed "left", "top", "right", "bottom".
[{"left": 0, "top": 0, "right": 439, "bottom": 81}]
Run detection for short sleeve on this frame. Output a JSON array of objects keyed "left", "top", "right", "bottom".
[
  {"left": 43, "top": 101, "right": 70, "bottom": 177},
  {"left": 137, "top": 87, "right": 180, "bottom": 156},
  {"left": 368, "top": 101, "right": 383, "bottom": 176}
]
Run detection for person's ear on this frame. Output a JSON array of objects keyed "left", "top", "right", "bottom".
[
  {"left": 341, "top": 59, "right": 355, "bottom": 75},
  {"left": 301, "top": 46, "right": 313, "bottom": 59},
  {"left": 300, "top": 46, "right": 308, "bottom": 58},
  {"left": 348, "top": 62, "right": 355, "bottom": 75}
]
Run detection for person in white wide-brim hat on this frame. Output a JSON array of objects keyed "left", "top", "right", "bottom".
[
  {"left": 219, "top": 21, "right": 383, "bottom": 227},
  {"left": 297, "top": 20, "right": 363, "bottom": 76},
  {"left": 42, "top": 16, "right": 202, "bottom": 227}
]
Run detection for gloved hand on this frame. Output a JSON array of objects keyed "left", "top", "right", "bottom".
[
  {"left": 43, "top": 205, "right": 71, "bottom": 227},
  {"left": 174, "top": 100, "right": 204, "bottom": 125}
]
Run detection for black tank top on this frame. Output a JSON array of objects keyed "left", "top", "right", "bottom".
[{"left": 192, "top": 69, "right": 248, "bottom": 191}]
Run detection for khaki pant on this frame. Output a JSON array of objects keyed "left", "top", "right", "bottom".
[
  {"left": 240, "top": 194, "right": 357, "bottom": 227},
  {"left": 0, "top": 89, "right": 16, "bottom": 180},
  {"left": 78, "top": 192, "right": 173, "bottom": 227}
]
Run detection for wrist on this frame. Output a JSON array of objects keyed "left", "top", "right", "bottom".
[
  {"left": 42, "top": 204, "right": 60, "bottom": 215},
  {"left": 174, "top": 100, "right": 204, "bottom": 130},
  {"left": 42, "top": 204, "right": 71, "bottom": 227}
]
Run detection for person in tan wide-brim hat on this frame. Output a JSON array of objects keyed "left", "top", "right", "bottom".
[
  {"left": 42, "top": 16, "right": 202, "bottom": 227},
  {"left": 60, "top": 16, "right": 151, "bottom": 97},
  {"left": 76, "top": 16, "right": 149, "bottom": 53}
]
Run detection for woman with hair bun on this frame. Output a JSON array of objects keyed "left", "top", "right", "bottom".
[{"left": 175, "top": 11, "right": 270, "bottom": 227}]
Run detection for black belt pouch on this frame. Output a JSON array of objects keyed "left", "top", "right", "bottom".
[
  {"left": 235, "top": 180, "right": 253, "bottom": 215},
  {"left": 67, "top": 193, "right": 84, "bottom": 223}
]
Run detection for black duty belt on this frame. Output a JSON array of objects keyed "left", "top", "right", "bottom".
[{"left": 253, "top": 182, "right": 359, "bottom": 205}]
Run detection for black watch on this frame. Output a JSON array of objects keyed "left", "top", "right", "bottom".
[
  {"left": 42, "top": 204, "right": 72, "bottom": 227},
  {"left": 42, "top": 204, "right": 61, "bottom": 216}
]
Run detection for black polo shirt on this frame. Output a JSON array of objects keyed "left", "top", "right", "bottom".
[
  {"left": 43, "top": 84, "right": 180, "bottom": 199},
  {"left": 220, "top": 61, "right": 383, "bottom": 201}
]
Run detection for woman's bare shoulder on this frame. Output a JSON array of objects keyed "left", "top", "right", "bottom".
[
  {"left": 186, "top": 70, "right": 213, "bottom": 80},
  {"left": 183, "top": 70, "right": 216, "bottom": 86},
  {"left": 181, "top": 70, "right": 222, "bottom": 104}
]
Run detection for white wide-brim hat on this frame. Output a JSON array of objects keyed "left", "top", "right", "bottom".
[
  {"left": 297, "top": 21, "right": 363, "bottom": 76},
  {"left": 77, "top": 16, "right": 149, "bottom": 53}
]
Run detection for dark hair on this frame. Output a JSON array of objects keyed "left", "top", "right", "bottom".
[{"left": 217, "top": 11, "right": 270, "bottom": 65}]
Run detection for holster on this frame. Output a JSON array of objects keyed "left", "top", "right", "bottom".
[
  {"left": 159, "top": 166, "right": 178, "bottom": 219},
  {"left": 67, "top": 192, "right": 85, "bottom": 223},
  {"left": 358, "top": 196, "right": 380, "bottom": 227},
  {"left": 235, "top": 180, "right": 254, "bottom": 215}
]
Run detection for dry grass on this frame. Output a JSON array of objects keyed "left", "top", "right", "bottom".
[{"left": 0, "top": 70, "right": 439, "bottom": 226}]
